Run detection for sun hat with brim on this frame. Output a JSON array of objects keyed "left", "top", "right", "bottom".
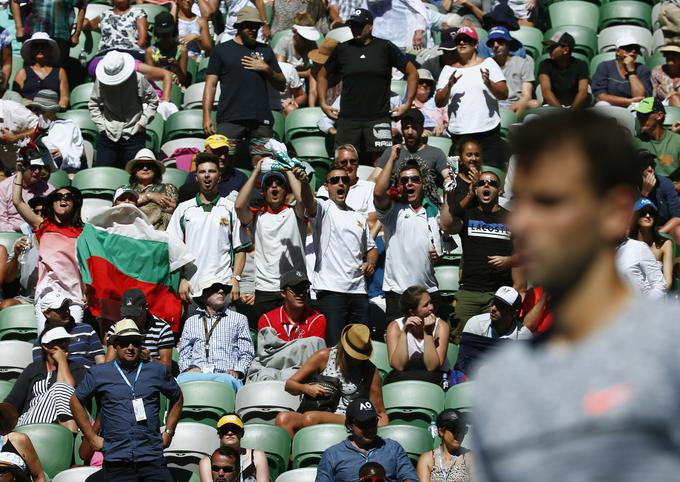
[
  {"left": 125, "top": 148, "right": 167, "bottom": 175},
  {"left": 192, "top": 276, "right": 232, "bottom": 301},
  {"left": 27, "top": 89, "right": 60, "bottom": 111},
  {"left": 96, "top": 51, "right": 136, "bottom": 86},
  {"left": 21, "top": 32, "right": 60, "bottom": 65},
  {"left": 216, "top": 414, "right": 244, "bottom": 432},
  {"left": 340, "top": 324, "right": 372, "bottom": 360},
  {"left": 660, "top": 44, "right": 680, "bottom": 54},
  {"left": 109, "top": 319, "right": 144, "bottom": 344},
  {"left": 294, "top": 24, "right": 321, "bottom": 42},
  {"left": 485, "top": 26, "right": 521, "bottom": 50},
  {"left": 0, "top": 403, "right": 18, "bottom": 436},
  {"left": 41, "top": 326, "right": 77, "bottom": 345},
  {"left": 309, "top": 38, "right": 339, "bottom": 65},
  {"left": 615, "top": 35, "right": 641, "bottom": 50},
  {"left": 326, "top": 26, "right": 353, "bottom": 43},
  {"left": 234, "top": 6, "right": 264, "bottom": 26},
  {"left": 417, "top": 68, "right": 435, "bottom": 84}
]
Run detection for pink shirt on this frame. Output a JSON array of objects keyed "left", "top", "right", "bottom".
[{"left": 0, "top": 174, "right": 53, "bottom": 232}]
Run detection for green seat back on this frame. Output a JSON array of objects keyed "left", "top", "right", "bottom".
[
  {"left": 145, "top": 114, "right": 165, "bottom": 153},
  {"left": 0, "top": 304, "right": 37, "bottom": 342},
  {"left": 499, "top": 108, "right": 517, "bottom": 139},
  {"left": 369, "top": 341, "right": 392, "bottom": 381},
  {"left": 69, "top": 31, "right": 101, "bottom": 63},
  {"left": 284, "top": 107, "right": 324, "bottom": 141},
  {"left": 72, "top": 167, "right": 129, "bottom": 196},
  {"left": 543, "top": 26, "right": 597, "bottom": 58},
  {"left": 0, "top": 380, "right": 14, "bottom": 401},
  {"left": 290, "top": 136, "right": 330, "bottom": 161},
  {"left": 15, "top": 424, "right": 74, "bottom": 478},
  {"left": 0, "top": 232, "right": 22, "bottom": 255},
  {"left": 426, "top": 136, "right": 452, "bottom": 155},
  {"left": 162, "top": 167, "right": 189, "bottom": 188},
  {"left": 179, "top": 380, "right": 236, "bottom": 426},
  {"left": 271, "top": 29, "right": 292, "bottom": 50},
  {"left": 549, "top": 1, "right": 600, "bottom": 31},
  {"left": 292, "top": 424, "right": 347, "bottom": 468},
  {"left": 272, "top": 110, "right": 285, "bottom": 142},
  {"left": 646, "top": 52, "right": 665, "bottom": 70},
  {"left": 391, "top": 79, "right": 407, "bottom": 100},
  {"left": 241, "top": 423, "right": 291, "bottom": 480},
  {"left": 447, "top": 343, "right": 459, "bottom": 369},
  {"left": 510, "top": 26, "right": 544, "bottom": 59},
  {"left": 377, "top": 425, "right": 434, "bottom": 463},
  {"left": 164, "top": 110, "right": 214, "bottom": 141},
  {"left": 383, "top": 381, "right": 445, "bottom": 427},
  {"left": 49, "top": 169, "right": 71, "bottom": 189},
  {"left": 664, "top": 106, "right": 680, "bottom": 127},
  {"left": 434, "top": 265, "right": 460, "bottom": 296},
  {"left": 9, "top": 55, "right": 22, "bottom": 87},
  {"left": 70, "top": 82, "right": 94, "bottom": 110},
  {"left": 445, "top": 381, "right": 474, "bottom": 410},
  {"left": 131, "top": 3, "right": 168, "bottom": 24},
  {"left": 599, "top": 1, "right": 652, "bottom": 30}
]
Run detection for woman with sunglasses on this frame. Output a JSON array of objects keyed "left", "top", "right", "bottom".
[
  {"left": 198, "top": 414, "right": 269, "bottom": 482},
  {"left": 629, "top": 198, "right": 674, "bottom": 290},
  {"left": 12, "top": 154, "right": 84, "bottom": 332},
  {"left": 122, "top": 149, "right": 178, "bottom": 230},
  {"left": 417, "top": 409, "right": 471, "bottom": 482},
  {"left": 434, "top": 26, "right": 508, "bottom": 169},
  {"left": 14, "top": 33, "right": 69, "bottom": 108}
]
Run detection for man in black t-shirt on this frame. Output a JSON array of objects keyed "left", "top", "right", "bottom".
[
  {"left": 538, "top": 32, "right": 590, "bottom": 109},
  {"left": 317, "top": 8, "right": 418, "bottom": 162},
  {"left": 203, "top": 7, "right": 286, "bottom": 166},
  {"left": 442, "top": 170, "right": 520, "bottom": 334}
]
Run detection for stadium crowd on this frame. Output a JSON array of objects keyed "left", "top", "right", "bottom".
[{"left": 0, "top": 0, "right": 678, "bottom": 480}]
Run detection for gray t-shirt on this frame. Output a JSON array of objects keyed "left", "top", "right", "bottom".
[
  {"left": 500, "top": 55, "right": 535, "bottom": 102},
  {"left": 471, "top": 297, "right": 680, "bottom": 482},
  {"left": 377, "top": 144, "right": 448, "bottom": 178}
]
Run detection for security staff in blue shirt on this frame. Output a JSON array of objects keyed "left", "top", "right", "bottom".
[
  {"left": 70, "top": 319, "right": 184, "bottom": 482},
  {"left": 316, "top": 398, "right": 418, "bottom": 482}
]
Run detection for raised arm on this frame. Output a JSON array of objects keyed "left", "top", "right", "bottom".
[
  {"left": 286, "top": 167, "right": 316, "bottom": 218},
  {"left": 12, "top": 167, "right": 44, "bottom": 230},
  {"left": 235, "top": 160, "right": 262, "bottom": 226},
  {"left": 374, "top": 144, "right": 401, "bottom": 211}
]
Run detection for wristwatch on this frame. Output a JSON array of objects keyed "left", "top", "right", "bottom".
[
  {"left": 232, "top": 275, "right": 242, "bottom": 282},
  {"left": 164, "top": 428, "right": 174, "bottom": 436}
]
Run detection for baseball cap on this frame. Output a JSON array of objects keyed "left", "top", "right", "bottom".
[
  {"left": 346, "top": 398, "right": 378, "bottom": 423},
  {"left": 154, "top": 11, "right": 176, "bottom": 34},
  {"left": 401, "top": 108, "right": 424, "bottom": 127},
  {"left": 40, "top": 326, "right": 76, "bottom": 345},
  {"left": 615, "top": 35, "right": 641, "bottom": 50},
  {"left": 347, "top": 8, "right": 373, "bottom": 25},
  {"left": 454, "top": 26, "right": 478, "bottom": 42},
  {"left": 436, "top": 409, "right": 466, "bottom": 430},
  {"left": 280, "top": 270, "right": 310, "bottom": 289},
  {"left": 204, "top": 134, "right": 230, "bottom": 150},
  {"left": 120, "top": 289, "right": 147, "bottom": 318},
  {"left": 439, "top": 27, "right": 459, "bottom": 50},
  {"left": 261, "top": 170, "right": 288, "bottom": 187},
  {"left": 543, "top": 31, "right": 575, "bottom": 50},
  {"left": 216, "top": 414, "right": 244, "bottom": 432},
  {"left": 635, "top": 97, "right": 665, "bottom": 115},
  {"left": 634, "top": 197, "right": 658, "bottom": 213},
  {"left": 493, "top": 286, "right": 521, "bottom": 309},
  {"left": 38, "top": 291, "right": 71, "bottom": 312},
  {"left": 113, "top": 187, "right": 140, "bottom": 203}
]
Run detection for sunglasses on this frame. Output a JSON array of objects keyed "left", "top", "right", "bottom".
[
  {"left": 218, "top": 427, "right": 244, "bottom": 436},
  {"left": 33, "top": 207, "right": 44, "bottom": 215},
  {"left": 136, "top": 163, "right": 155, "bottom": 171},
  {"left": 114, "top": 339, "right": 142, "bottom": 348},
  {"left": 639, "top": 209, "right": 656, "bottom": 218},
  {"left": 211, "top": 465, "right": 236, "bottom": 473},
  {"left": 263, "top": 177, "right": 285, "bottom": 188},
  {"left": 338, "top": 158, "right": 358, "bottom": 166},
  {"left": 54, "top": 192, "right": 75, "bottom": 202},
  {"left": 399, "top": 175, "right": 422, "bottom": 185},
  {"left": 456, "top": 37, "right": 475, "bottom": 45},
  {"left": 327, "top": 175, "right": 350, "bottom": 185},
  {"left": 476, "top": 179, "right": 500, "bottom": 188},
  {"left": 286, "top": 284, "right": 310, "bottom": 296},
  {"left": 28, "top": 165, "right": 43, "bottom": 171}
]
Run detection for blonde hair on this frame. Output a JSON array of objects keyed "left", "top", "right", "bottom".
[{"left": 293, "top": 11, "right": 315, "bottom": 26}]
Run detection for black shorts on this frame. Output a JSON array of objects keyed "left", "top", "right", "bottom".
[
  {"left": 335, "top": 117, "right": 393, "bottom": 153},
  {"left": 217, "top": 120, "right": 273, "bottom": 156}
]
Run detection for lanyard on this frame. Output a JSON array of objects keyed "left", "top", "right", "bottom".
[
  {"left": 202, "top": 315, "right": 221, "bottom": 361},
  {"left": 114, "top": 361, "right": 143, "bottom": 398},
  {"left": 437, "top": 447, "right": 456, "bottom": 482}
]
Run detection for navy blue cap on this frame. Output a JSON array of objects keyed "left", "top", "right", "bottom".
[{"left": 347, "top": 8, "right": 373, "bottom": 25}]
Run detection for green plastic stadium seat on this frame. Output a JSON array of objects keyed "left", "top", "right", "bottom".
[
  {"left": 499, "top": 108, "right": 517, "bottom": 139},
  {"left": 510, "top": 26, "right": 544, "bottom": 59},
  {"left": 391, "top": 79, "right": 407, "bottom": 100},
  {"left": 377, "top": 425, "right": 434, "bottom": 463},
  {"left": 164, "top": 110, "right": 215, "bottom": 141},
  {"left": 9, "top": 55, "right": 22, "bottom": 87},
  {"left": 664, "top": 106, "right": 680, "bottom": 126},
  {"left": 58, "top": 110, "right": 98, "bottom": 145},
  {"left": 292, "top": 424, "right": 347, "bottom": 468},
  {"left": 284, "top": 107, "right": 324, "bottom": 141},
  {"left": 52, "top": 467, "right": 102, "bottom": 482},
  {"left": 271, "top": 29, "right": 292, "bottom": 50},
  {"left": 15, "top": 424, "right": 74, "bottom": 478},
  {"left": 145, "top": 114, "right": 165, "bottom": 153},
  {"left": 599, "top": 1, "right": 652, "bottom": 30},
  {"left": 70, "top": 82, "right": 94, "bottom": 110},
  {"left": 445, "top": 381, "right": 474, "bottom": 411},
  {"left": 447, "top": 343, "right": 459, "bottom": 369},
  {"left": 275, "top": 468, "right": 317, "bottom": 482},
  {"left": 131, "top": 4, "right": 168, "bottom": 24},
  {"left": 241, "top": 423, "right": 291, "bottom": 480},
  {"left": 0, "top": 304, "right": 37, "bottom": 342},
  {"left": 48, "top": 169, "right": 71, "bottom": 189},
  {"left": 646, "top": 52, "right": 666, "bottom": 70},
  {"left": 179, "top": 380, "right": 236, "bottom": 426},
  {"left": 426, "top": 136, "right": 452, "bottom": 155},
  {"left": 0, "top": 232, "right": 22, "bottom": 254},
  {"left": 235, "top": 380, "right": 300, "bottom": 424},
  {"left": 272, "top": 110, "right": 285, "bottom": 142},
  {"left": 543, "top": 26, "right": 598, "bottom": 58},
  {"left": 69, "top": 31, "right": 101, "bottom": 63},
  {"left": 162, "top": 167, "right": 189, "bottom": 188},
  {"left": 0, "top": 340, "right": 34, "bottom": 380},
  {"left": 369, "top": 341, "right": 392, "bottom": 381},
  {"left": 290, "top": 136, "right": 331, "bottom": 161},
  {"left": 549, "top": 1, "right": 600, "bottom": 31},
  {"left": 434, "top": 265, "right": 460, "bottom": 296},
  {"left": 383, "top": 381, "right": 445, "bottom": 428},
  {"left": 72, "top": 167, "right": 129, "bottom": 197},
  {"left": 0, "top": 380, "right": 14, "bottom": 401}
]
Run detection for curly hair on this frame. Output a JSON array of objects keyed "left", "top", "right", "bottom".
[{"left": 390, "top": 155, "right": 441, "bottom": 207}]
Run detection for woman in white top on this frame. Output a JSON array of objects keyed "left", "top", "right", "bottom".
[
  {"left": 385, "top": 285, "right": 449, "bottom": 385},
  {"left": 434, "top": 26, "right": 508, "bottom": 168},
  {"left": 629, "top": 197, "right": 674, "bottom": 291}
]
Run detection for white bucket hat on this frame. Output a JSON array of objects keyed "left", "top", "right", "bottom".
[
  {"left": 293, "top": 24, "right": 321, "bottom": 42},
  {"left": 96, "top": 51, "right": 136, "bottom": 86},
  {"left": 21, "top": 32, "right": 60, "bottom": 65}
]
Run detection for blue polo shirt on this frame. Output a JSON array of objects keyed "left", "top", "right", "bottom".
[
  {"left": 75, "top": 359, "right": 181, "bottom": 463},
  {"left": 316, "top": 437, "right": 418, "bottom": 482}
]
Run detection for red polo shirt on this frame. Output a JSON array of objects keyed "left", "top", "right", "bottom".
[{"left": 258, "top": 306, "right": 327, "bottom": 342}]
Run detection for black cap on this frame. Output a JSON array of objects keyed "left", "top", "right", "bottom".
[
  {"left": 439, "top": 27, "right": 459, "bottom": 50},
  {"left": 346, "top": 398, "right": 378, "bottom": 423},
  {"left": 154, "top": 11, "right": 176, "bottom": 34},
  {"left": 436, "top": 409, "right": 465, "bottom": 430},
  {"left": 120, "top": 289, "right": 147, "bottom": 318},
  {"left": 347, "top": 8, "right": 373, "bottom": 25},
  {"left": 280, "top": 270, "right": 310, "bottom": 290},
  {"left": 543, "top": 31, "right": 575, "bottom": 50},
  {"left": 401, "top": 108, "right": 424, "bottom": 127}
]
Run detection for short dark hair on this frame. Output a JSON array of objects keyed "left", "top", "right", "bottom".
[
  {"left": 454, "top": 136, "right": 481, "bottom": 156},
  {"left": 212, "top": 446, "right": 240, "bottom": 469},
  {"left": 195, "top": 152, "right": 220, "bottom": 169},
  {"left": 511, "top": 110, "right": 640, "bottom": 195}
]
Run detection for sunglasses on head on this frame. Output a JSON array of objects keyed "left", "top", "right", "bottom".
[
  {"left": 399, "top": 175, "right": 422, "bottom": 185},
  {"left": 211, "top": 465, "right": 236, "bottom": 473},
  {"left": 54, "top": 192, "right": 75, "bottom": 202},
  {"left": 476, "top": 179, "right": 500, "bottom": 188},
  {"left": 338, "top": 158, "right": 358, "bottom": 166},
  {"left": 327, "top": 175, "right": 350, "bottom": 185}
]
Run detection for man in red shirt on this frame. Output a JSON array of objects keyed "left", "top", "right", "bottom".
[{"left": 258, "top": 271, "right": 327, "bottom": 342}]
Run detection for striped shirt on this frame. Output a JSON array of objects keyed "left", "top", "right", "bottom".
[
  {"left": 178, "top": 309, "right": 254, "bottom": 375},
  {"left": 106, "top": 314, "right": 175, "bottom": 360},
  {"left": 32, "top": 321, "right": 104, "bottom": 368}
]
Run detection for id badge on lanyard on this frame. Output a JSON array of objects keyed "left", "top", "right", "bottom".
[{"left": 115, "top": 362, "right": 146, "bottom": 422}]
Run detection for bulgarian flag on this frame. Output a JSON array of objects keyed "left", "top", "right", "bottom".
[{"left": 77, "top": 205, "right": 194, "bottom": 332}]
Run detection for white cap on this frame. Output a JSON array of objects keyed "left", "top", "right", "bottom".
[
  {"left": 41, "top": 326, "right": 76, "bottom": 344},
  {"left": 615, "top": 35, "right": 641, "bottom": 49},
  {"left": 293, "top": 24, "right": 321, "bottom": 42},
  {"left": 493, "top": 286, "right": 521, "bottom": 309},
  {"left": 38, "top": 291, "right": 71, "bottom": 312}
]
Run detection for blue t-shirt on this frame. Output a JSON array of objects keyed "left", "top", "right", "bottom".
[{"left": 591, "top": 59, "right": 652, "bottom": 98}]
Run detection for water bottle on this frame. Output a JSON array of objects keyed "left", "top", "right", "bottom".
[
  {"left": 219, "top": 0, "right": 227, "bottom": 15},
  {"left": 429, "top": 420, "right": 438, "bottom": 439},
  {"left": 79, "top": 50, "right": 87, "bottom": 68},
  {"left": 18, "top": 234, "right": 32, "bottom": 265}
]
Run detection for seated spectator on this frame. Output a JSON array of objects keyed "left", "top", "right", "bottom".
[
  {"left": 275, "top": 324, "right": 388, "bottom": 437},
  {"left": 315, "top": 398, "right": 417, "bottom": 482},
  {"left": 274, "top": 61, "right": 307, "bottom": 116},
  {"left": 359, "top": 462, "right": 387, "bottom": 482},
  {"left": 538, "top": 32, "right": 590, "bottom": 109},
  {"left": 4, "top": 325, "right": 87, "bottom": 432},
  {"left": 637, "top": 149, "right": 680, "bottom": 225},
  {"left": 409, "top": 69, "right": 447, "bottom": 137},
  {"left": 592, "top": 36, "right": 651, "bottom": 107},
  {"left": 0, "top": 402, "right": 45, "bottom": 482},
  {"left": 178, "top": 135, "right": 248, "bottom": 202},
  {"left": 89, "top": 51, "right": 159, "bottom": 169},
  {"left": 0, "top": 97, "right": 39, "bottom": 175},
  {"left": 177, "top": 0, "right": 212, "bottom": 60},
  {"left": 274, "top": 12, "right": 320, "bottom": 77},
  {"left": 33, "top": 292, "right": 104, "bottom": 368},
  {"left": 652, "top": 43, "right": 680, "bottom": 106},
  {"left": 27, "top": 90, "right": 83, "bottom": 173},
  {"left": 616, "top": 235, "right": 666, "bottom": 299},
  {"left": 121, "top": 149, "right": 178, "bottom": 230},
  {"left": 112, "top": 187, "right": 139, "bottom": 206},
  {"left": 14, "top": 33, "right": 68, "bottom": 108},
  {"left": 198, "top": 414, "right": 269, "bottom": 482},
  {"left": 85, "top": 0, "right": 148, "bottom": 60},
  {"left": 449, "top": 137, "right": 481, "bottom": 214},
  {"left": 416, "top": 409, "right": 471, "bottom": 482},
  {"left": 520, "top": 286, "right": 553, "bottom": 333},
  {"left": 635, "top": 98, "right": 680, "bottom": 182},
  {"left": 630, "top": 198, "right": 674, "bottom": 290},
  {"left": 0, "top": 27, "right": 11, "bottom": 90},
  {"left": 487, "top": 26, "right": 538, "bottom": 117},
  {"left": 247, "top": 271, "right": 326, "bottom": 382},
  {"left": 178, "top": 277, "right": 255, "bottom": 392},
  {"left": 145, "top": 11, "right": 188, "bottom": 87},
  {"left": 0, "top": 159, "right": 51, "bottom": 233},
  {"left": 463, "top": 286, "right": 532, "bottom": 340},
  {"left": 204, "top": 447, "right": 240, "bottom": 482},
  {"left": 104, "top": 289, "right": 175, "bottom": 371},
  {"left": 385, "top": 286, "right": 450, "bottom": 385}
]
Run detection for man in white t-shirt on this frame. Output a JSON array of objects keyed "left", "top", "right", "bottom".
[
  {"left": 235, "top": 161, "right": 315, "bottom": 318},
  {"left": 307, "top": 166, "right": 378, "bottom": 345},
  {"left": 463, "top": 286, "right": 532, "bottom": 340},
  {"left": 168, "top": 152, "right": 249, "bottom": 309}
]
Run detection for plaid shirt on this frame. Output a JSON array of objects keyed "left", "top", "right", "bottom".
[
  {"left": 327, "top": 0, "right": 367, "bottom": 22},
  {"left": 26, "top": 0, "right": 86, "bottom": 40}
]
